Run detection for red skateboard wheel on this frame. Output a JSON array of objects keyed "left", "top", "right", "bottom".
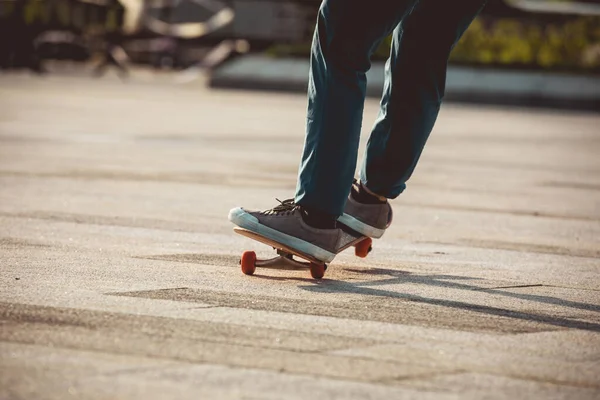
[
  {"left": 354, "top": 237, "right": 373, "bottom": 258},
  {"left": 240, "top": 251, "right": 257, "bottom": 275},
  {"left": 310, "top": 262, "right": 326, "bottom": 279}
]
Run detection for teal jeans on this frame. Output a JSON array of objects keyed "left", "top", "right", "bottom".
[{"left": 295, "top": 0, "right": 487, "bottom": 216}]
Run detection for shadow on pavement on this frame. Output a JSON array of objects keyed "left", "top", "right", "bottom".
[
  {"left": 290, "top": 267, "right": 600, "bottom": 332},
  {"left": 343, "top": 267, "right": 600, "bottom": 313}
]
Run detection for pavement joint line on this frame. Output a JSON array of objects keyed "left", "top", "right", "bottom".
[
  {"left": 382, "top": 369, "right": 600, "bottom": 390},
  {"left": 380, "top": 369, "right": 471, "bottom": 384},
  {"left": 79, "top": 363, "right": 185, "bottom": 380},
  {"left": 541, "top": 181, "right": 600, "bottom": 191},
  {"left": 481, "top": 371, "right": 600, "bottom": 390},
  {"left": 542, "top": 285, "right": 600, "bottom": 292},
  {"left": 474, "top": 284, "right": 545, "bottom": 290}
]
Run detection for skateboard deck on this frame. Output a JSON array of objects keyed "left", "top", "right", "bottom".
[{"left": 233, "top": 223, "right": 372, "bottom": 279}]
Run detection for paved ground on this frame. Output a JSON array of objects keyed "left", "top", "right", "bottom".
[{"left": 1, "top": 73, "right": 599, "bottom": 400}]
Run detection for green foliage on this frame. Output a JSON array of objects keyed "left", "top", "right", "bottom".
[
  {"left": 267, "top": 16, "right": 600, "bottom": 73},
  {"left": 449, "top": 16, "right": 600, "bottom": 71},
  {"left": 9, "top": 0, "right": 122, "bottom": 32}
]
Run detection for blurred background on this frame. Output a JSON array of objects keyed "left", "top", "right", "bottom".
[{"left": 0, "top": 0, "right": 599, "bottom": 110}]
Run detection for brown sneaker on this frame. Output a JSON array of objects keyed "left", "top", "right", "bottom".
[{"left": 228, "top": 199, "right": 342, "bottom": 263}]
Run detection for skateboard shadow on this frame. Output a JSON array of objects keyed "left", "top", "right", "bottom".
[
  {"left": 293, "top": 267, "right": 600, "bottom": 332},
  {"left": 341, "top": 267, "right": 600, "bottom": 313},
  {"left": 248, "top": 274, "right": 319, "bottom": 283}
]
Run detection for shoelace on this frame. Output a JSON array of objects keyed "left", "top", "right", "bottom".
[{"left": 262, "top": 198, "right": 299, "bottom": 216}]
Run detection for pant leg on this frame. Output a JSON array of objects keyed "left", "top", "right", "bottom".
[
  {"left": 360, "top": 0, "right": 488, "bottom": 198},
  {"left": 294, "top": 0, "right": 418, "bottom": 217}
]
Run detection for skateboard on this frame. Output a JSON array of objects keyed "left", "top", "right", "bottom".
[{"left": 233, "top": 223, "right": 372, "bottom": 279}]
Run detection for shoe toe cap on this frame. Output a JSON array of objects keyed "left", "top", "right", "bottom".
[{"left": 228, "top": 207, "right": 259, "bottom": 226}]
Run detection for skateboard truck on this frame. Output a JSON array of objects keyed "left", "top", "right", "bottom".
[{"left": 235, "top": 227, "right": 373, "bottom": 279}]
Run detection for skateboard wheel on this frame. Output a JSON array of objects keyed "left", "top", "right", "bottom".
[
  {"left": 240, "top": 251, "right": 257, "bottom": 275},
  {"left": 309, "top": 263, "right": 326, "bottom": 279},
  {"left": 355, "top": 237, "right": 373, "bottom": 258}
]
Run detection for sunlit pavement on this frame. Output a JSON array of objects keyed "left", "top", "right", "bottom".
[{"left": 1, "top": 73, "right": 599, "bottom": 399}]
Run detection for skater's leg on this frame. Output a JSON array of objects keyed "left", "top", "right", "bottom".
[
  {"left": 360, "top": 0, "right": 488, "bottom": 198},
  {"left": 294, "top": 0, "right": 418, "bottom": 218},
  {"left": 229, "top": 1, "right": 418, "bottom": 261}
]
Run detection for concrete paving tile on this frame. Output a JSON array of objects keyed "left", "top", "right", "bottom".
[
  {"left": 76, "top": 364, "right": 460, "bottom": 400},
  {"left": 0, "top": 302, "right": 380, "bottom": 353},
  {"left": 0, "top": 320, "right": 449, "bottom": 383},
  {"left": 495, "top": 330, "right": 600, "bottom": 361},
  {"left": 0, "top": 342, "right": 179, "bottom": 400},
  {"left": 329, "top": 342, "right": 600, "bottom": 386},
  {"left": 118, "top": 287, "right": 599, "bottom": 333}
]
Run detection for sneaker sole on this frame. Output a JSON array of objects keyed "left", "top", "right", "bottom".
[
  {"left": 228, "top": 207, "right": 337, "bottom": 263},
  {"left": 338, "top": 213, "right": 385, "bottom": 239}
]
